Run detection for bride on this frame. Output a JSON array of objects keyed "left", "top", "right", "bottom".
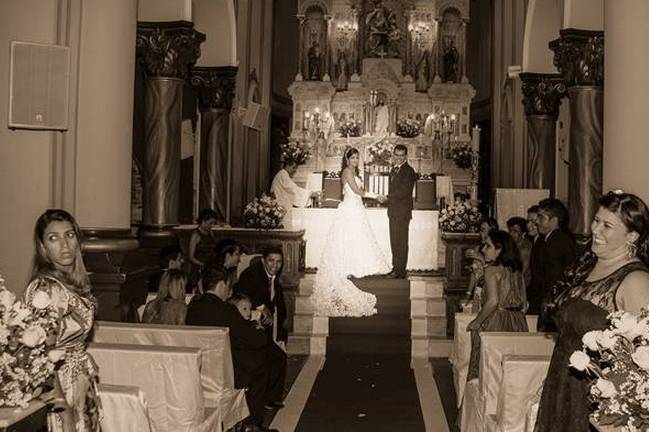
[{"left": 311, "top": 147, "right": 391, "bottom": 317}]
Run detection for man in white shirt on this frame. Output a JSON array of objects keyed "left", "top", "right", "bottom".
[{"left": 270, "top": 158, "right": 319, "bottom": 227}]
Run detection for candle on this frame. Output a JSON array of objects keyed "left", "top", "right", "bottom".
[{"left": 471, "top": 125, "right": 481, "bottom": 151}]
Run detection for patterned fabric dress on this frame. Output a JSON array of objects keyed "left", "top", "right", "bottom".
[
  {"left": 534, "top": 261, "right": 649, "bottom": 432},
  {"left": 467, "top": 266, "right": 529, "bottom": 380},
  {"left": 25, "top": 275, "right": 102, "bottom": 432}
]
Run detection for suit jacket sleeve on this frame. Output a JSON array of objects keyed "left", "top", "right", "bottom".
[{"left": 234, "top": 265, "right": 268, "bottom": 309}]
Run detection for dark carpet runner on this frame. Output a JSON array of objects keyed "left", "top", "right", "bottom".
[{"left": 295, "top": 277, "right": 426, "bottom": 431}]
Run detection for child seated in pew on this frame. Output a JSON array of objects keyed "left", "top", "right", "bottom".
[{"left": 229, "top": 293, "right": 264, "bottom": 330}]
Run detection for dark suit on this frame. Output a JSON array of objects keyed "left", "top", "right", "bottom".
[
  {"left": 387, "top": 162, "right": 417, "bottom": 276},
  {"left": 527, "top": 236, "right": 545, "bottom": 315},
  {"left": 186, "top": 292, "right": 269, "bottom": 424},
  {"left": 234, "top": 259, "right": 287, "bottom": 403},
  {"left": 537, "top": 229, "right": 577, "bottom": 331}
]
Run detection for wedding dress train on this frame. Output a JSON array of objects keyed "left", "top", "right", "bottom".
[{"left": 311, "top": 177, "right": 391, "bottom": 317}]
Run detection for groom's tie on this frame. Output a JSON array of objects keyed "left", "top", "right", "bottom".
[{"left": 391, "top": 165, "right": 399, "bottom": 177}]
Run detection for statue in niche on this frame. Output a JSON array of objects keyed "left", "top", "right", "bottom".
[
  {"left": 415, "top": 50, "right": 430, "bottom": 92},
  {"left": 365, "top": 0, "right": 401, "bottom": 57},
  {"left": 308, "top": 41, "right": 323, "bottom": 80},
  {"left": 374, "top": 100, "right": 390, "bottom": 137},
  {"left": 442, "top": 37, "right": 459, "bottom": 83},
  {"left": 336, "top": 50, "right": 349, "bottom": 91}
]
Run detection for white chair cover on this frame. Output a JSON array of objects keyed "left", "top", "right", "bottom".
[{"left": 98, "top": 383, "right": 153, "bottom": 432}]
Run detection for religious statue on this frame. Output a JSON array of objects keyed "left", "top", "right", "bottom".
[
  {"left": 374, "top": 100, "right": 390, "bottom": 136},
  {"left": 365, "top": 0, "right": 401, "bottom": 58},
  {"left": 308, "top": 41, "right": 323, "bottom": 80},
  {"left": 415, "top": 51, "right": 430, "bottom": 92},
  {"left": 336, "top": 50, "right": 349, "bottom": 91},
  {"left": 442, "top": 37, "right": 459, "bottom": 83}
]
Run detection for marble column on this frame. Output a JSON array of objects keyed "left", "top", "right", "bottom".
[
  {"left": 460, "top": 20, "right": 468, "bottom": 83},
  {"left": 603, "top": 0, "right": 649, "bottom": 204},
  {"left": 190, "top": 66, "right": 237, "bottom": 221},
  {"left": 433, "top": 18, "right": 441, "bottom": 82},
  {"left": 519, "top": 73, "right": 566, "bottom": 195},
  {"left": 136, "top": 21, "right": 205, "bottom": 236},
  {"left": 324, "top": 15, "right": 332, "bottom": 81},
  {"left": 297, "top": 15, "right": 306, "bottom": 80},
  {"left": 549, "top": 29, "right": 604, "bottom": 242}
]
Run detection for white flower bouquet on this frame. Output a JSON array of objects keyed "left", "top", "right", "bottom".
[
  {"left": 244, "top": 194, "right": 287, "bottom": 230},
  {"left": 339, "top": 120, "right": 362, "bottom": 138},
  {"left": 439, "top": 200, "right": 482, "bottom": 233},
  {"left": 569, "top": 309, "right": 649, "bottom": 431},
  {"left": 367, "top": 140, "right": 394, "bottom": 166},
  {"left": 280, "top": 140, "right": 310, "bottom": 165},
  {"left": 451, "top": 144, "right": 474, "bottom": 170},
  {"left": 396, "top": 118, "right": 421, "bottom": 138},
  {"left": 0, "top": 273, "right": 63, "bottom": 408}
]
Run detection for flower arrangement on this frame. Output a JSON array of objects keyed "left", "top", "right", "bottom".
[
  {"left": 0, "top": 273, "right": 63, "bottom": 408},
  {"left": 339, "top": 120, "right": 362, "bottom": 138},
  {"left": 280, "top": 140, "right": 310, "bottom": 165},
  {"left": 417, "top": 173, "right": 435, "bottom": 181},
  {"left": 367, "top": 140, "right": 394, "bottom": 166},
  {"left": 396, "top": 118, "right": 421, "bottom": 138},
  {"left": 439, "top": 200, "right": 482, "bottom": 233},
  {"left": 450, "top": 144, "right": 475, "bottom": 170},
  {"left": 569, "top": 309, "right": 649, "bottom": 431},
  {"left": 244, "top": 194, "right": 287, "bottom": 229},
  {"left": 324, "top": 170, "right": 341, "bottom": 179}
]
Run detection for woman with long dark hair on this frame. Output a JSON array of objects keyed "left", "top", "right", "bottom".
[
  {"left": 310, "top": 146, "right": 390, "bottom": 317},
  {"left": 534, "top": 191, "right": 649, "bottom": 431},
  {"left": 25, "top": 209, "right": 102, "bottom": 431}
]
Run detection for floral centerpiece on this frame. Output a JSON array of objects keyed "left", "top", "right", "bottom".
[
  {"left": 396, "top": 118, "right": 421, "bottom": 138},
  {"left": 367, "top": 140, "right": 394, "bottom": 166},
  {"left": 569, "top": 309, "right": 649, "bottom": 431},
  {"left": 439, "top": 200, "right": 482, "bottom": 233},
  {"left": 244, "top": 194, "right": 286, "bottom": 229},
  {"left": 339, "top": 120, "right": 362, "bottom": 138},
  {"left": 0, "top": 273, "right": 63, "bottom": 408},
  {"left": 450, "top": 144, "right": 475, "bottom": 170},
  {"left": 280, "top": 139, "right": 310, "bottom": 165}
]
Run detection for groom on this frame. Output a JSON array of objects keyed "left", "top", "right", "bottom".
[{"left": 380, "top": 144, "right": 417, "bottom": 278}]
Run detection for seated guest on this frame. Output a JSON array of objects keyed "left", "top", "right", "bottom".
[
  {"left": 466, "top": 230, "right": 528, "bottom": 381},
  {"left": 536, "top": 198, "right": 577, "bottom": 330},
  {"left": 526, "top": 205, "right": 544, "bottom": 314},
  {"left": 148, "top": 244, "right": 185, "bottom": 293},
  {"left": 234, "top": 246, "right": 288, "bottom": 410},
  {"left": 206, "top": 238, "right": 243, "bottom": 287},
  {"left": 506, "top": 216, "right": 532, "bottom": 289},
  {"left": 186, "top": 267, "right": 278, "bottom": 432},
  {"left": 142, "top": 269, "right": 188, "bottom": 325},
  {"left": 466, "top": 217, "right": 499, "bottom": 306}
]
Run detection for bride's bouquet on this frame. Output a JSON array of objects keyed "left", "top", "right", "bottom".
[
  {"left": 569, "top": 309, "right": 649, "bottom": 431},
  {"left": 0, "top": 273, "right": 63, "bottom": 408},
  {"left": 439, "top": 200, "right": 482, "bottom": 233},
  {"left": 280, "top": 139, "right": 310, "bottom": 165},
  {"left": 244, "top": 194, "right": 287, "bottom": 230}
]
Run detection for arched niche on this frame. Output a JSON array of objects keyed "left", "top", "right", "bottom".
[
  {"left": 439, "top": 7, "right": 462, "bottom": 83},
  {"left": 299, "top": 0, "right": 330, "bottom": 16},
  {"left": 304, "top": 4, "right": 328, "bottom": 81},
  {"left": 193, "top": 0, "right": 237, "bottom": 66},
  {"left": 522, "top": 0, "right": 561, "bottom": 72}
]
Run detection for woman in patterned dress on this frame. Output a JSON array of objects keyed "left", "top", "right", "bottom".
[{"left": 25, "top": 209, "right": 102, "bottom": 431}]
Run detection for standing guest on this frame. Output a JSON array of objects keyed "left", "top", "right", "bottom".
[
  {"left": 507, "top": 216, "right": 532, "bottom": 289},
  {"left": 270, "top": 158, "right": 319, "bottom": 228},
  {"left": 25, "top": 209, "right": 102, "bottom": 431},
  {"left": 234, "top": 246, "right": 287, "bottom": 410},
  {"left": 534, "top": 191, "right": 649, "bottom": 432},
  {"left": 147, "top": 244, "right": 184, "bottom": 293},
  {"left": 142, "top": 269, "right": 188, "bottom": 325},
  {"left": 188, "top": 208, "right": 218, "bottom": 290},
  {"left": 466, "top": 230, "right": 528, "bottom": 381},
  {"left": 526, "top": 205, "right": 545, "bottom": 314},
  {"left": 186, "top": 267, "right": 277, "bottom": 432},
  {"left": 536, "top": 198, "right": 577, "bottom": 330}
]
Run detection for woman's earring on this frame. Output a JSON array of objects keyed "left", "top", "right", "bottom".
[{"left": 627, "top": 241, "right": 638, "bottom": 259}]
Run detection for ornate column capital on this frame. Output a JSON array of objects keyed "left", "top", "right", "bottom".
[
  {"left": 549, "top": 28, "right": 604, "bottom": 88},
  {"left": 136, "top": 20, "right": 206, "bottom": 79},
  {"left": 190, "top": 66, "right": 238, "bottom": 110},
  {"left": 519, "top": 72, "right": 567, "bottom": 118}
]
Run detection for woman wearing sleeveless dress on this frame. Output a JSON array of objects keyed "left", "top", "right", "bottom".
[
  {"left": 311, "top": 147, "right": 390, "bottom": 317},
  {"left": 534, "top": 191, "right": 649, "bottom": 432},
  {"left": 466, "top": 230, "right": 529, "bottom": 381},
  {"left": 188, "top": 208, "right": 217, "bottom": 291},
  {"left": 26, "top": 209, "right": 102, "bottom": 431}
]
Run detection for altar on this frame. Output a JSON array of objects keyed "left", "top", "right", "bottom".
[{"left": 291, "top": 208, "right": 440, "bottom": 271}]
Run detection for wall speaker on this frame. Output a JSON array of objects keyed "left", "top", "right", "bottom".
[
  {"left": 8, "top": 41, "right": 70, "bottom": 130},
  {"left": 242, "top": 101, "right": 269, "bottom": 131}
]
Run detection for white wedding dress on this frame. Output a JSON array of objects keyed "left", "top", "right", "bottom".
[{"left": 311, "top": 176, "right": 391, "bottom": 317}]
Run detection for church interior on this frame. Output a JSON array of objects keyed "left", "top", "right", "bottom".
[{"left": 2, "top": 0, "right": 649, "bottom": 431}]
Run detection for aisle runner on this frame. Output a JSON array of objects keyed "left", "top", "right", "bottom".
[{"left": 295, "top": 278, "right": 426, "bottom": 431}]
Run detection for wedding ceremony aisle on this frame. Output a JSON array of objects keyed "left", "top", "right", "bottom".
[{"left": 294, "top": 278, "right": 430, "bottom": 432}]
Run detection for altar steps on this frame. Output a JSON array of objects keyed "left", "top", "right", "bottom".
[{"left": 410, "top": 275, "right": 452, "bottom": 358}]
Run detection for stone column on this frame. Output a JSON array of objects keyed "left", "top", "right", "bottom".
[
  {"left": 136, "top": 21, "right": 205, "bottom": 238},
  {"left": 460, "top": 20, "right": 468, "bottom": 83},
  {"left": 519, "top": 73, "right": 566, "bottom": 195},
  {"left": 433, "top": 18, "right": 441, "bottom": 82},
  {"left": 190, "top": 66, "right": 237, "bottom": 221},
  {"left": 297, "top": 15, "right": 306, "bottom": 80},
  {"left": 603, "top": 0, "right": 649, "bottom": 204},
  {"left": 549, "top": 29, "right": 603, "bottom": 242},
  {"left": 324, "top": 15, "right": 332, "bottom": 81}
]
